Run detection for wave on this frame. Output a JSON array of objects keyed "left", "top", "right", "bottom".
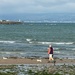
[
  {"left": 72, "top": 48, "right": 75, "bottom": 51},
  {"left": 26, "top": 41, "right": 74, "bottom": 45},
  {"left": 26, "top": 39, "right": 32, "bottom": 42},
  {"left": 54, "top": 51, "right": 60, "bottom": 54},
  {"left": 0, "top": 41, "right": 15, "bottom": 44},
  {"left": 37, "top": 42, "right": 74, "bottom": 45},
  {"left": 24, "top": 20, "right": 75, "bottom": 23},
  {"left": 1, "top": 40, "right": 73, "bottom": 45},
  {"left": 54, "top": 48, "right": 59, "bottom": 50}
]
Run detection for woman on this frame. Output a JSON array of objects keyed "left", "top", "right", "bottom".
[{"left": 48, "top": 45, "right": 54, "bottom": 61}]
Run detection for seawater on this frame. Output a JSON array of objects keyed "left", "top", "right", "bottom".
[{"left": 0, "top": 23, "right": 75, "bottom": 59}]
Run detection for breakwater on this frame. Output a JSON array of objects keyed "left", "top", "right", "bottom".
[{"left": 0, "top": 20, "right": 23, "bottom": 24}]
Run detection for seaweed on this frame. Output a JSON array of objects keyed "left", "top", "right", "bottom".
[{"left": 0, "top": 72, "right": 17, "bottom": 75}]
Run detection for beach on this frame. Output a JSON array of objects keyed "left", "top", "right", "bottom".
[
  {"left": 0, "top": 58, "right": 75, "bottom": 65},
  {"left": 0, "top": 58, "right": 75, "bottom": 75}
]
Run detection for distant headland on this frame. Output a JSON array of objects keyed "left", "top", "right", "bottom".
[{"left": 0, "top": 20, "right": 23, "bottom": 24}]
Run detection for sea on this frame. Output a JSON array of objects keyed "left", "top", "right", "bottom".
[{"left": 0, "top": 23, "right": 75, "bottom": 59}]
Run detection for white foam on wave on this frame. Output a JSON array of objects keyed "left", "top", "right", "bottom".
[
  {"left": 38, "top": 42, "right": 73, "bottom": 45},
  {"left": 72, "top": 48, "right": 75, "bottom": 50},
  {"left": 54, "top": 48, "right": 59, "bottom": 50},
  {"left": 54, "top": 51, "right": 60, "bottom": 53},
  {"left": 55, "top": 42, "right": 73, "bottom": 45},
  {"left": 5, "top": 52, "right": 11, "bottom": 54},
  {"left": 26, "top": 39, "right": 32, "bottom": 42},
  {"left": 29, "top": 42, "right": 33, "bottom": 44},
  {"left": 38, "top": 42, "right": 51, "bottom": 44},
  {"left": 0, "top": 41, "right": 15, "bottom": 44}
]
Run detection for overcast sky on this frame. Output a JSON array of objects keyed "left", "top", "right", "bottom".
[{"left": 0, "top": 0, "right": 75, "bottom": 14}]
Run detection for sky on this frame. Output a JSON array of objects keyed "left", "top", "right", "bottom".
[{"left": 0, "top": 0, "right": 75, "bottom": 15}]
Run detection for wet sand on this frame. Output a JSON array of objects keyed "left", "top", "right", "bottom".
[{"left": 0, "top": 58, "right": 75, "bottom": 65}]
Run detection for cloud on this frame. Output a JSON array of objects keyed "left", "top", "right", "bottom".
[{"left": 0, "top": 0, "right": 75, "bottom": 14}]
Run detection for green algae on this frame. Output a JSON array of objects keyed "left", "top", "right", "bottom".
[{"left": 0, "top": 64, "right": 75, "bottom": 75}]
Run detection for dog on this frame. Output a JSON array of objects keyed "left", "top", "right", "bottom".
[{"left": 37, "top": 59, "right": 42, "bottom": 62}]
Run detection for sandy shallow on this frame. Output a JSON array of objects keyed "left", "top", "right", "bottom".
[{"left": 0, "top": 58, "right": 75, "bottom": 65}]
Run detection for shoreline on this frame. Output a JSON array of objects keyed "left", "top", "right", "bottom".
[{"left": 0, "top": 58, "right": 75, "bottom": 65}]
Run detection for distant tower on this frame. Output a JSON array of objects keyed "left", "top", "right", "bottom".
[{"left": 18, "top": 19, "right": 21, "bottom": 22}]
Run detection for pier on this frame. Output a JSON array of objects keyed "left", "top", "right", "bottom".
[{"left": 0, "top": 20, "right": 23, "bottom": 24}]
